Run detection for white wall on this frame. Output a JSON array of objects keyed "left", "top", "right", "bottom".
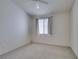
[
  {"left": 0, "top": 0, "right": 31, "bottom": 55},
  {"left": 32, "top": 12, "right": 70, "bottom": 47},
  {"left": 70, "top": 0, "right": 78, "bottom": 56}
]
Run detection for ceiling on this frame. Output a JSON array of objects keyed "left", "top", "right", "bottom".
[{"left": 13, "top": 0, "right": 74, "bottom": 16}]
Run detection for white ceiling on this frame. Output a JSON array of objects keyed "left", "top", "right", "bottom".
[{"left": 13, "top": 0, "right": 74, "bottom": 16}]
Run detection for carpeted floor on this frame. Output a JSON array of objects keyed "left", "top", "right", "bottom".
[{"left": 0, "top": 44, "right": 77, "bottom": 59}]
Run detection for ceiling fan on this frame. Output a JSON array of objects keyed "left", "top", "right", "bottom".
[
  {"left": 27, "top": 0, "right": 48, "bottom": 9},
  {"left": 32, "top": 0, "right": 48, "bottom": 4}
]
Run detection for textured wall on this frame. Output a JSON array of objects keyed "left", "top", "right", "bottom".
[
  {"left": 0, "top": 0, "right": 31, "bottom": 55},
  {"left": 70, "top": 0, "right": 78, "bottom": 56},
  {"left": 32, "top": 12, "right": 70, "bottom": 47}
]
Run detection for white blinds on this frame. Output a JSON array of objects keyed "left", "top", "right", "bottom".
[
  {"left": 38, "top": 18, "right": 48, "bottom": 34},
  {"left": 36, "top": 16, "right": 53, "bottom": 35}
]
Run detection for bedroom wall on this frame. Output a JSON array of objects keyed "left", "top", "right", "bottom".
[
  {"left": 0, "top": 0, "right": 31, "bottom": 55},
  {"left": 32, "top": 12, "right": 70, "bottom": 47},
  {"left": 70, "top": 0, "right": 78, "bottom": 56}
]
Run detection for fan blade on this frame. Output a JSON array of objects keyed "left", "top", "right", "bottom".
[
  {"left": 39, "top": 0, "right": 48, "bottom": 4},
  {"left": 31, "top": 0, "right": 48, "bottom": 4},
  {"left": 33, "top": 0, "right": 38, "bottom": 2}
]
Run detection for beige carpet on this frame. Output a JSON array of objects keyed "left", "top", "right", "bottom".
[{"left": 0, "top": 44, "right": 77, "bottom": 59}]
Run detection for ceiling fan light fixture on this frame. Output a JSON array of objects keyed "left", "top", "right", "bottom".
[{"left": 36, "top": 3, "right": 40, "bottom": 9}]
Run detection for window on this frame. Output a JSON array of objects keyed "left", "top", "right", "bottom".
[{"left": 37, "top": 18, "right": 48, "bottom": 34}]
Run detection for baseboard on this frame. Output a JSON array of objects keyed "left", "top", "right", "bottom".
[
  {"left": 70, "top": 47, "right": 78, "bottom": 58},
  {"left": 0, "top": 42, "right": 32, "bottom": 56},
  {"left": 31, "top": 42, "right": 70, "bottom": 48}
]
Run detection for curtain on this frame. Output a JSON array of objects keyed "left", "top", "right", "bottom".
[
  {"left": 48, "top": 16, "right": 53, "bottom": 35},
  {"left": 36, "top": 18, "right": 38, "bottom": 34},
  {"left": 36, "top": 16, "right": 53, "bottom": 35}
]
